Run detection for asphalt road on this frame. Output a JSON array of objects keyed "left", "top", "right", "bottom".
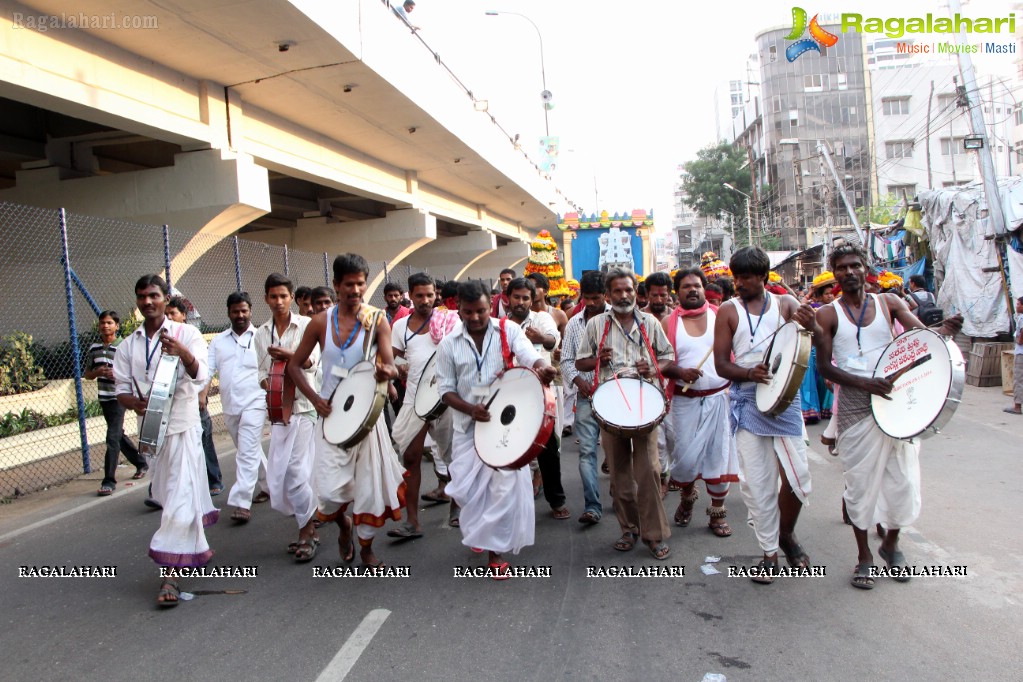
[{"left": 0, "top": 384, "right": 1019, "bottom": 682}]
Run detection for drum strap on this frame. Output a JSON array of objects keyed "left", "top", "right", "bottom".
[
  {"left": 498, "top": 318, "right": 514, "bottom": 369},
  {"left": 876, "top": 293, "right": 896, "bottom": 338},
  {"left": 635, "top": 318, "right": 666, "bottom": 386},
  {"left": 592, "top": 318, "right": 613, "bottom": 390}
]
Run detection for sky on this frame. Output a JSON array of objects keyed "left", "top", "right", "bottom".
[{"left": 414, "top": 0, "right": 1018, "bottom": 233}]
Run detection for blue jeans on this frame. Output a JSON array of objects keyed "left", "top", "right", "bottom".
[{"left": 575, "top": 398, "right": 602, "bottom": 517}]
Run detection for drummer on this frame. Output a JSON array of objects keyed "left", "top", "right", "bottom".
[
  {"left": 575, "top": 267, "right": 675, "bottom": 560},
  {"left": 387, "top": 272, "right": 459, "bottom": 539},
  {"left": 435, "top": 280, "right": 557, "bottom": 579},
  {"left": 641, "top": 271, "right": 676, "bottom": 498},
  {"left": 713, "top": 246, "right": 819, "bottom": 583},
  {"left": 288, "top": 253, "right": 406, "bottom": 569},
  {"left": 814, "top": 244, "right": 962, "bottom": 589}
]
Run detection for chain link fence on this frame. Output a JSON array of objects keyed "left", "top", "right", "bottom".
[{"left": 0, "top": 200, "right": 462, "bottom": 499}]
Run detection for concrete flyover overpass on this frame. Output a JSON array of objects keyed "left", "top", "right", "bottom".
[{"left": 0, "top": 0, "right": 578, "bottom": 293}]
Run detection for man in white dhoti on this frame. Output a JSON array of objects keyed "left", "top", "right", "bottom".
[
  {"left": 387, "top": 272, "right": 458, "bottom": 538},
  {"left": 714, "top": 247, "right": 820, "bottom": 583},
  {"left": 436, "top": 280, "right": 557, "bottom": 579},
  {"left": 115, "top": 275, "right": 215, "bottom": 607},
  {"left": 254, "top": 273, "right": 321, "bottom": 561},
  {"left": 662, "top": 268, "right": 738, "bottom": 537},
  {"left": 207, "top": 292, "right": 268, "bottom": 525},
  {"left": 815, "top": 244, "right": 961, "bottom": 589},
  {"left": 289, "top": 254, "right": 406, "bottom": 568}
]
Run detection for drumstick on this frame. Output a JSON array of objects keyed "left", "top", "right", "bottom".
[
  {"left": 679, "top": 346, "right": 715, "bottom": 394},
  {"left": 132, "top": 378, "right": 145, "bottom": 400},
  {"left": 610, "top": 367, "right": 633, "bottom": 411},
  {"left": 484, "top": 389, "right": 501, "bottom": 411}
]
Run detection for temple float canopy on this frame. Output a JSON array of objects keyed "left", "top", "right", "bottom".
[{"left": 555, "top": 209, "right": 655, "bottom": 280}]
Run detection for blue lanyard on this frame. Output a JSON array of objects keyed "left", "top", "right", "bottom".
[
  {"left": 840, "top": 295, "right": 869, "bottom": 353},
  {"left": 468, "top": 327, "right": 494, "bottom": 381},
  {"left": 234, "top": 330, "right": 253, "bottom": 350},
  {"left": 333, "top": 307, "right": 362, "bottom": 350},
  {"left": 742, "top": 295, "right": 769, "bottom": 346},
  {"left": 144, "top": 328, "right": 163, "bottom": 372},
  {"left": 404, "top": 312, "right": 432, "bottom": 346}
]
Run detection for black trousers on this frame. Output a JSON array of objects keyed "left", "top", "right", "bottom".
[
  {"left": 536, "top": 431, "right": 566, "bottom": 509},
  {"left": 99, "top": 399, "right": 145, "bottom": 487},
  {"left": 200, "top": 406, "right": 221, "bottom": 487}
]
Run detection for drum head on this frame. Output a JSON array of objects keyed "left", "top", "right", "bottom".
[
  {"left": 322, "top": 362, "right": 380, "bottom": 445},
  {"left": 592, "top": 378, "right": 664, "bottom": 429},
  {"left": 871, "top": 328, "right": 957, "bottom": 440},
  {"left": 756, "top": 322, "right": 800, "bottom": 413},
  {"left": 414, "top": 353, "right": 442, "bottom": 420},
  {"left": 475, "top": 367, "right": 547, "bottom": 468}
]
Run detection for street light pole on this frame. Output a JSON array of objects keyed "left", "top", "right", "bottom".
[
  {"left": 723, "top": 183, "right": 752, "bottom": 247},
  {"left": 485, "top": 10, "right": 550, "bottom": 136}
]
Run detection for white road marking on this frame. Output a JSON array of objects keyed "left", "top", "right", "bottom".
[
  {"left": 0, "top": 482, "right": 147, "bottom": 544},
  {"left": 315, "top": 608, "right": 391, "bottom": 682}
]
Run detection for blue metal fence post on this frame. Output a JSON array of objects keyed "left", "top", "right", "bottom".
[
  {"left": 323, "top": 252, "right": 329, "bottom": 286},
  {"left": 162, "top": 224, "right": 172, "bottom": 290},
  {"left": 59, "top": 208, "right": 91, "bottom": 473},
  {"left": 283, "top": 244, "right": 290, "bottom": 277},
  {"left": 233, "top": 236, "right": 243, "bottom": 292}
]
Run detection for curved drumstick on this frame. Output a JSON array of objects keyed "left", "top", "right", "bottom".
[
  {"left": 484, "top": 388, "right": 501, "bottom": 411},
  {"left": 679, "top": 346, "right": 715, "bottom": 394},
  {"left": 610, "top": 367, "right": 633, "bottom": 412}
]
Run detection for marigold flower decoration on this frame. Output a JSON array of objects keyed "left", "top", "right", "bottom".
[
  {"left": 523, "top": 229, "right": 571, "bottom": 298},
  {"left": 877, "top": 270, "right": 903, "bottom": 291}
]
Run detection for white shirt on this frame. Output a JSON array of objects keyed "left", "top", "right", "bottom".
[
  {"left": 392, "top": 313, "right": 461, "bottom": 403},
  {"left": 113, "top": 319, "right": 208, "bottom": 436},
  {"left": 436, "top": 319, "right": 541, "bottom": 434},
  {"left": 208, "top": 326, "right": 263, "bottom": 415},
  {"left": 254, "top": 313, "right": 320, "bottom": 415},
  {"left": 511, "top": 310, "right": 559, "bottom": 363}
]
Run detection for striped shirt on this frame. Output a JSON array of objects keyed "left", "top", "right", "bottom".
[
  {"left": 560, "top": 305, "right": 609, "bottom": 391},
  {"left": 576, "top": 309, "right": 673, "bottom": 384},
  {"left": 254, "top": 313, "right": 319, "bottom": 415},
  {"left": 436, "top": 319, "right": 541, "bottom": 434},
  {"left": 87, "top": 340, "right": 121, "bottom": 401}
]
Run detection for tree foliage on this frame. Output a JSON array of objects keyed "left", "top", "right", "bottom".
[
  {"left": 855, "top": 193, "right": 903, "bottom": 226},
  {"left": 680, "top": 142, "right": 753, "bottom": 219}
]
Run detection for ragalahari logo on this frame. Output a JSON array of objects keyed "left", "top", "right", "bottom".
[{"left": 786, "top": 7, "right": 839, "bottom": 61}]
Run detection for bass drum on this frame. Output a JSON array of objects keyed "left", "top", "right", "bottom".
[
  {"left": 871, "top": 328, "right": 965, "bottom": 440},
  {"left": 756, "top": 322, "right": 812, "bottom": 417},
  {"left": 321, "top": 361, "right": 387, "bottom": 448},
  {"left": 474, "top": 367, "right": 556, "bottom": 470},
  {"left": 413, "top": 352, "right": 447, "bottom": 421},
  {"left": 591, "top": 377, "right": 666, "bottom": 438}
]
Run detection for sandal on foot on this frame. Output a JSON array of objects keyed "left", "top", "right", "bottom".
[
  {"left": 252, "top": 491, "right": 270, "bottom": 504},
  {"left": 294, "top": 538, "right": 319, "bottom": 562},
  {"left": 646, "top": 541, "right": 671, "bottom": 560},
  {"left": 230, "top": 508, "right": 251, "bottom": 523},
  {"left": 601, "top": 460, "right": 610, "bottom": 475},
  {"left": 750, "top": 557, "right": 778, "bottom": 584},
  {"left": 97, "top": 485, "right": 114, "bottom": 497},
  {"left": 386, "top": 522, "right": 424, "bottom": 539},
  {"left": 132, "top": 467, "right": 148, "bottom": 480},
  {"left": 421, "top": 489, "right": 450, "bottom": 504},
  {"left": 851, "top": 562, "right": 876, "bottom": 590},
  {"left": 338, "top": 516, "right": 355, "bottom": 562},
  {"left": 551, "top": 506, "right": 571, "bottom": 520},
  {"left": 362, "top": 559, "right": 386, "bottom": 570},
  {"left": 878, "top": 547, "right": 911, "bottom": 582},
  {"left": 209, "top": 486, "right": 223, "bottom": 497},
  {"left": 706, "top": 506, "right": 731, "bottom": 537},
  {"left": 613, "top": 532, "right": 638, "bottom": 552},
  {"left": 779, "top": 537, "right": 810, "bottom": 568},
  {"left": 1002, "top": 407, "right": 1021, "bottom": 415},
  {"left": 488, "top": 561, "right": 511, "bottom": 580},
  {"left": 577, "top": 511, "right": 600, "bottom": 525},
  {"left": 287, "top": 536, "right": 320, "bottom": 554},
  {"left": 156, "top": 579, "right": 180, "bottom": 608},
  {"left": 448, "top": 505, "right": 460, "bottom": 528},
  {"left": 674, "top": 489, "right": 698, "bottom": 527}
]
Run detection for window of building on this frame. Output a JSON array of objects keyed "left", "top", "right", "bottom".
[
  {"left": 886, "top": 140, "right": 914, "bottom": 159},
  {"left": 772, "top": 96, "right": 782, "bottom": 113},
  {"left": 882, "top": 97, "right": 910, "bottom": 115},
  {"left": 940, "top": 137, "right": 965, "bottom": 155},
  {"left": 887, "top": 183, "right": 917, "bottom": 197},
  {"left": 937, "top": 93, "right": 957, "bottom": 110},
  {"left": 1016, "top": 140, "right": 1023, "bottom": 164},
  {"left": 1015, "top": 106, "right": 1023, "bottom": 126},
  {"left": 769, "top": 45, "right": 777, "bottom": 63},
  {"left": 803, "top": 74, "right": 829, "bottom": 91},
  {"left": 837, "top": 73, "right": 848, "bottom": 90},
  {"left": 942, "top": 180, "right": 971, "bottom": 188},
  {"left": 789, "top": 109, "right": 799, "bottom": 128}
]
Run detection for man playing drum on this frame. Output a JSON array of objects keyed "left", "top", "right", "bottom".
[
  {"left": 713, "top": 247, "right": 819, "bottom": 583},
  {"left": 254, "top": 273, "right": 321, "bottom": 561},
  {"left": 436, "top": 281, "right": 557, "bottom": 579},
  {"left": 642, "top": 271, "right": 676, "bottom": 498},
  {"left": 288, "top": 253, "right": 406, "bottom": 568},
  {"left": 114, "top": 275, "right": 216, "bottom": 607},
  {"left": 387, "top": 272, "right": 458, "bottom": 539},
  {"left": 662, "top": 268, "right": 738, "bottom": 537},
  {"left": 815, "top": 244, "right": 961, "bottom": 589},
  {"left": 576, "top": 267, "right": 674, "bottom": 560},
  {"left": 505, "top": 277, "right": 569, "bottom": 520}
]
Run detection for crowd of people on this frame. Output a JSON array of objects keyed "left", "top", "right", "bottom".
[{"left": 90, "top": 243, "right": 964, "bottom": 606}]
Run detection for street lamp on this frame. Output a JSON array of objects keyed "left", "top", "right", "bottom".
[
  {"left": 484, "top": 10, "right": 550, "bottom": 136},
  {"left": 723, "top": 183, "right": 753, "bottom": 246}
]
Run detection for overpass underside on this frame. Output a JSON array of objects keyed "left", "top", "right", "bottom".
[{"left": 0, "top": 0, "right": 565, "bottom": 291}]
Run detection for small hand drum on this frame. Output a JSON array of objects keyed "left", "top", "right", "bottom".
[
  {"left": 322, "top": 361, "right": 387, "bottom": 448},
  {"left": 755, "top": 322, "right": 812, "bottom": 417},
  {"left": 413, "top": 352, "right": 447, "bottom": 421}
]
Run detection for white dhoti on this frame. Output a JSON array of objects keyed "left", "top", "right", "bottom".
[
  {"left": 392, "top": 397, "right": 454, "bottom": 466},
  {"left": 838, "top": 416, "right": 921, "bottom": 530},
  {"left": 225, "top": 408, "right": 269, "bottom": 509},
  {"left": 563, "top": 382, "right": 577, "bottom": 429},
  {"left": 148, "top": 426, "right": 218, "bottom": 567},
  {"left": 314, "top": 418, "right": 406, "bottom": 538},
  {"left": 266, "top": 413, "right": 317, "bottom": 527},
  {"left": 656, "top": 406, "right": 676, "bottom": 474},
  {"left": 669, "top": 393, "right": 738, "bottom": 496},
  {"left": 734, "top": 429, "right": 811, "bottom": 555},
  {"left": 447, "top": 429, "right": 534, "bottom": 554}
]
